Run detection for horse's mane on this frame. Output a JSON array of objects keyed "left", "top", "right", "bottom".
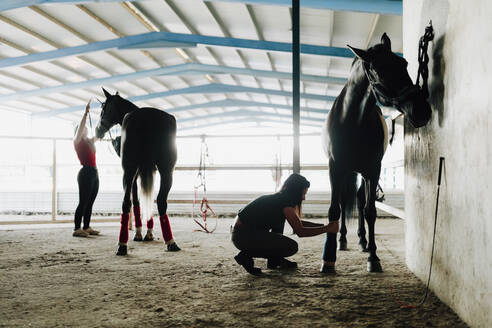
[{"left": 115, "top": 95, "right": 139, "bottom": 112}]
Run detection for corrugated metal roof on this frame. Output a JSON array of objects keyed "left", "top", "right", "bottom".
[{"left": 0, "top": 0, "right": 402, "bottom": 134}]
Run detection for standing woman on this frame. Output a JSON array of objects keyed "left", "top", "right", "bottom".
[
  {"left": 232, "top": 173, "right": 339, "bottom": 275},
  {"left": 73, "top": 100, "right": 100, "bottom": 237}
]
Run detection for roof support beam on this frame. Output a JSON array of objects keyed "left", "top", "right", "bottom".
[
  {"left": 202, "top": 0, "right": 402, "bottom": 15},
  {"left": 0, "top": 63, "right": 345, "bottom": 103},
  {"left": 177, "top": 109, "right": 324, "bottom": 124},
  {"left": 33, "top": 83, "right": 335, "bottom": 117},
  {"left": 165, "top": 99, "right": 328, "bottom": 114},
  {"left": 0, "top": 31, "right": 355, "bottom": 69},
  {"left": 0, "top": 1, "right": 143, "bottom": 12},
  {"left": 178, "top": 117, "right": 321, "bottom": 132}
]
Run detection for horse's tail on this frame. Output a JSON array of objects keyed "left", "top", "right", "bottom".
[{"left": 342, "top": 172, "right": 358, "bottom": 220}]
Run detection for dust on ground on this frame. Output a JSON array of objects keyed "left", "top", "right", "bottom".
[{"left": 0, "top": 217, "right": 467, "bottom": 328}]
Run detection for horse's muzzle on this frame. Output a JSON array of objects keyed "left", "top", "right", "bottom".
[
  {"left": 95, "top": 125, "right": 106, "bottom": 139},
  {"left": 400, "top": 94, "right": 432, "bottom": 128}
]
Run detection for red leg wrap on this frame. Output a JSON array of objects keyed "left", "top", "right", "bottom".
[
  {"left": 159, "top": 214, "right": 173, "bottom": 242},
  {"left": 133, "top": 206, "right": 142, "bottom": 228},
  {"left": 119, "top": 213, "right": 130, "bottom": 244},
  {"left": 147, "top": 217, "right": 154, "bottom": 230}
]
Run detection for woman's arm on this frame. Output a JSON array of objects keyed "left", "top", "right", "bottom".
[
  {"left": 284, "top": 207, "right": 338, "bottom": 237},
  {"left": 74, "top": 101, "right": 90, "bottom": 144},
  {"left": 301, "top": 220, "right": 324, "bottom": 227}
]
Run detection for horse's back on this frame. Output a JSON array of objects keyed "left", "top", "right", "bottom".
[{"left": 121, "top": 107, "right": 177, "bottom": 170}]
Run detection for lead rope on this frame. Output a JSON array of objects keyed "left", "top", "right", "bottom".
[
  {"left": 193, "top": 136, "right": 217, "bottom": 233},
  {"left": 389, "top": 21, "right": 434, "bottom": 143},
  {"left": 390, "top": 157, "right": 444, "bottom": 308}
]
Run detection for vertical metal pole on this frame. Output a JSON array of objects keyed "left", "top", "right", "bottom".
[
  {"left": 292, "top": 0, "right": 301, "bottom": 174},
  {"left": 51, "top": 139, "right": 57, "bottom": 221}
]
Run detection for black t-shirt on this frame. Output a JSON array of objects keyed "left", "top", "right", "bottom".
[{"left": 238, "top": 192, "right": 297, "bottom": 232}]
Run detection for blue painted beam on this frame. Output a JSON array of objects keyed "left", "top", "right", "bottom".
[
  {"left": 177, "top": 109, "right": 324, "bottom": 124},
  {"left": 178, "top": 117, "right": 321, "bottom": 132},
  {"left": 0, "top": 0, "right": 143, "bottom": 12},
  {"left": 203, "top": 0, "right": 402, "bottom": 15},
  {"left": 33, "top": 83, "right": 335, "bottom": 117},
  {"left": 0, "top": 31, "right": 355, "bottom": 69},
  {"left": 0, "top": 63, "right": 346, "bottom": 103},
  {"left": 166, "top": 99, "right": 328, "bottom": 114}
]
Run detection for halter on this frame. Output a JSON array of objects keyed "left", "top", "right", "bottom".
[
  {"left": 362, "top": 62, "right": 422, "bottom": 108},
  {"left": 363, "top": 21, "right": 434, "bottom": 109}
]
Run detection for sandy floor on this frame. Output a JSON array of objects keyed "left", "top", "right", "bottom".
[{"left": 0, "top": 217, "right": 467, "bottom": 328}]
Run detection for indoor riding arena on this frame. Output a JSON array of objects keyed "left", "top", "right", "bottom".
[{"left": 0, "top": 1, "right": 490, "bottom": 327}]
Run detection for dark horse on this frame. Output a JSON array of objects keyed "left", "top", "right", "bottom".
[
  {"left": 321, "top": 33, "right": 431, "bottom": 273},
  {"left": 95, "top": 88, "right": 180, "bottom": 255}
]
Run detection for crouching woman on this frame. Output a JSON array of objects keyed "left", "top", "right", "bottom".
[{"left": 231, "top": 173, "right": 339, "bottom": 275}]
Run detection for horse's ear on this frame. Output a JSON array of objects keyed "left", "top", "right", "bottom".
[
  {"left": 115, "top": 91, "right": 119, "bottom": 96},
  {"left": 347, "top": 45, "right": 369, "bottom": 62},
  {"left": 102, "top": 87, "right": 111, "bottom": 98},
  {"left": 381, "top": 33, "right": 391, "bottom": 51}
]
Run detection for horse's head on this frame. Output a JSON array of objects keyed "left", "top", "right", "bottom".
[
  {"left": 348, "top": 33, "right": 431, "bottom": 128},
  {"left": 95, "top": 88, "right": 123, "bottom": 138}
]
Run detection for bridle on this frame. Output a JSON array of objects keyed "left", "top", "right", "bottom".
[{"left": 362, "top": 62, "right": 422, "bottom": 108}]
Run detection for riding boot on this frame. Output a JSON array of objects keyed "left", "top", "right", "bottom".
[
  {"left": 234, "top": 251, "right": 262, "bottom": 275},
  {"left": 267, "top": 257, "right": 298, "bottom": 270}
]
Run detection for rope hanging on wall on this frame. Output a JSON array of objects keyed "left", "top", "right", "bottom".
[
  {"left": 390, "top": 157, "right": 444, "bottom": 308},
  {"left": 193, "top": 135, "right": 217, "bottom": 233}
]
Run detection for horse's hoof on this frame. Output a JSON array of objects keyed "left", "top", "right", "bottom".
[
  {"left": 359, "top": 243, "right": 368, "bottom": 252},
  {"left": 116, "top": 245, "right": 127, "bottom": 256},
  {"left": 143, "top": 233, "right": 154, "bottom": 242},
  {"left": 338, "top": 240, "right": 348, "bottom": 251},
  {"left": 320, "top": 263, "right": 337, "bottom": 275},
  {"left": 367, "top": 260, "right": 383, "bottom": 272},
  {"left": 133, "top": 231, "right": 143, "bottom": 242},
  {"left": 167, "top": 243, "right": 181, "bottom": 252}
]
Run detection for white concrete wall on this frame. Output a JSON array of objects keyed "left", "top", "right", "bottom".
[{"left": 403, "top": 1, "right": 492, "bottom": 327}]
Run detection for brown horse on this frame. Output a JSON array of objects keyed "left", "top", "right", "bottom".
[{"left": 321, "top": 34, "right": 431, "bottom": 273}]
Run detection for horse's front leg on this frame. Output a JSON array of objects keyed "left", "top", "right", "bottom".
[
  {"left": 365, "top": 172, "right": 382, "bottom": 272},
  {"left": 117, "top": 167, "right": 137, "bottom": 256},
  {"left": 321, "top": 160, "right": 345, "bottom": 274},
  {"left": 157, "top": 168, "right": 180, "bottom": 252},
  {"left": 338, "top": 197, "right": 348, "bottom": 251}
]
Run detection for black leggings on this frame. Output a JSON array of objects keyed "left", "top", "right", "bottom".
[
  {"left": 231, "top": 225, "right": 298, "bottom": 259},
  {"left": 74, "top": 166, "right": 99, "bottom": 230}
]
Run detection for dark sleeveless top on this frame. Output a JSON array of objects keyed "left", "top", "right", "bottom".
[{"left": 238, "top": 192, "right": 297, "bottom": 232}]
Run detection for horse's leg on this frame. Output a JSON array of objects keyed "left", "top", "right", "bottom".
[
  {"left": 338, "top": 197, "right": 348, "bottom": 251},
  {"left": 117, "top": 166, "right": 138, "bottom": 256},
  {"left": 321, "top": 160, "right": 345, "bottom": 274},
  {"left": 156, "top": 168, "right": 180, "bottom": 251},
  {"left": 357, "top": 180, "right": 368, "bottom": 252},
  {"left": 365, "top": 169, "right": 383, "bottom": 272},
  {"left": 132, "top": 181, "right": 143, "bottom": 241}
]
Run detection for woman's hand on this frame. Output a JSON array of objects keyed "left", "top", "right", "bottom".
[
  {"left": 85, "top": 99, "right": 91, "bottom": 114},
  {"left": 326, "top": 221, "right": 339, "bottom": 233}
]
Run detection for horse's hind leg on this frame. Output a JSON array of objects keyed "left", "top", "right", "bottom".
[
  {"left": 117, "top": 166, "right": 138, "bottom": 256},
  {"left": 357, "top": 181, "right": 368, "bottom": 252},
  {"left": 365, "top": 170, "right": 382, "bottom": 272},
  {"left": 338, "top": 198, "right": 348, "bottom": 251},
  {"left": 156, "top": 168, "right": 180, "bottom": 252},
  {"left": 132, "top": 181, "right": 144, "bottom": 241}
]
